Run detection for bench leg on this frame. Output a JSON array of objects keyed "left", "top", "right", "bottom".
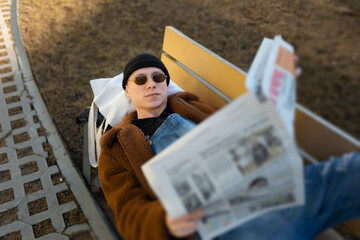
[{"left": 83, "top": 123, "right": 92, "bottom": 186}]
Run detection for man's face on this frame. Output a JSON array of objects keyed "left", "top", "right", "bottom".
[{"left": 125, "top": 67, "right": 168, "bottom": 119}]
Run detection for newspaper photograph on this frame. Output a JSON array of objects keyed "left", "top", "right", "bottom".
[{"left": 142, "top": 93, "right": 304, "bottom": 240}]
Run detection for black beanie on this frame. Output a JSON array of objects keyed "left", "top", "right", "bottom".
[{"left": 122, "top": 53, "right": 170, "bottom": 89}]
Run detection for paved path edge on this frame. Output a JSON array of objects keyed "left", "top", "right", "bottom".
[{"left": 10, "top": 0, "right": 117, "bottom": 239}]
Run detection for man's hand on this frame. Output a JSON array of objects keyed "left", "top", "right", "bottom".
[
  {"left": 294, "top": 55, "right": 302, "bottom": 77},
  {"left": 165, "top": 210, "right": 204, "bottom": 238}
]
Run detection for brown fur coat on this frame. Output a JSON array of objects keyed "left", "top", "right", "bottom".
[{"left": 98, "top": 92, "right": 217, "bottom": 240}]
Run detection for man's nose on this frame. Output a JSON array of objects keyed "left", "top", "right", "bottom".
[{"left": 145, "top": 76, "right": 156, "bottom": 88}]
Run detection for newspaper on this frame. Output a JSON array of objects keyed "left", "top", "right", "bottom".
[
  {"left": 246, "top": 36, "right": 296, "bottom": 137},
  {"left": 142, "top": 37, "right": 304, "bottom": 240}
]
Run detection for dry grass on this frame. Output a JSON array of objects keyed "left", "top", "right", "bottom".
[
  {"left": 19, "top": 0, "right": 360, "bottom": 166},
  {"left": 17, "top": 0, "right": 360, "bottom": 237},
  {"left": 19, "top": 0, "right": 360, "bottom": 176}
]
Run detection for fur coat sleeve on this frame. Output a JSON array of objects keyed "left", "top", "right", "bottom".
[{"left": 98, "top": 135, "right": 172, "bottom": 240}]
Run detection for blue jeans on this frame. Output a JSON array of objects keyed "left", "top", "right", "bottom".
[
  {"left": 150, "top": 115, "right": 360, "bottom": 239},
  {"left": 150, "top": 113, "right": 196, "bottom": 154}
]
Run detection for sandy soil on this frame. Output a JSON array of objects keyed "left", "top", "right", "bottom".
[{"left": 18, "top": 0, "right": 360, "bottom": 237}]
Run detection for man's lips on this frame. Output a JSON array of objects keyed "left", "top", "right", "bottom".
[{"left": 145, "top": 93, "right": 160, "bottom": 97}]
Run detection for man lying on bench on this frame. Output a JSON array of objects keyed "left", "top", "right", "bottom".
[{"left": 98, "top": 53, "right": 360, "bottom": 240}]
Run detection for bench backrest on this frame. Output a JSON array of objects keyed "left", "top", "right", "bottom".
[
  {"left": 161, "top": 26, "right": 360, "bottom": 236},
  {"left": 161, "top": 26, "right": 360, "bottom": 162}
]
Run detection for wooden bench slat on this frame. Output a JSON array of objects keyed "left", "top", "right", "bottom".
[
  {"left": 295, "top": 106, "right": 360, "bottom": 161},
  {"left": 162, "top": 26, "right": 248, "bottom": 100},
  {"left": 161, "top": 54, "right": 228, "bottom": 108},
  {"left": 343, "top": 220, "right": 360, "bottom": 237}
]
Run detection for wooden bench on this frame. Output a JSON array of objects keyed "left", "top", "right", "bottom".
[
  {"left": 160, "top": 26, "right": 360, "bottom": 238},
  {"left": 80, "top": 26, "right": 360, "bottom": 239}
]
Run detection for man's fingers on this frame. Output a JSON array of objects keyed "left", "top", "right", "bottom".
[
  {"left": 171, "top": 225, "right": 199, "bottom": 237},
  {"left": 165, "top": 210, "right": 204, "bottom": 238},
  {"left": 294, "top": 55, "right": 299, "bottom": 63},
  {"left": 171, "top": 210, "right": 204, "bottom": 222},
  {"left": 293, "top": 55, "right": 302, "bottom": 77},
  {"left": 171, "top": 220, "right": 199, "bottom": 234},
  {"left": 184, "top": 209, "right": 204, "bottom": 220}
]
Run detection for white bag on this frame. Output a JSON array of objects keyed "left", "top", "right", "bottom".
[{"left": 88, "top": 73, "right": 183, "bottom": 167}]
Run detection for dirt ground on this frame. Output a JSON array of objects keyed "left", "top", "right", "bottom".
[{"left": 18, "top": 0, "right": 359, "bottom": 238}]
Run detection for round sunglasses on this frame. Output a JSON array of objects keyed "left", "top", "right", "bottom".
[{"left": 130, "top": 73, "right": 167, "bottom": 85}]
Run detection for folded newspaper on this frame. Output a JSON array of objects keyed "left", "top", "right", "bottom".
[{"left": 142, "top": 36, "right": 304, "bottom": 240}]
